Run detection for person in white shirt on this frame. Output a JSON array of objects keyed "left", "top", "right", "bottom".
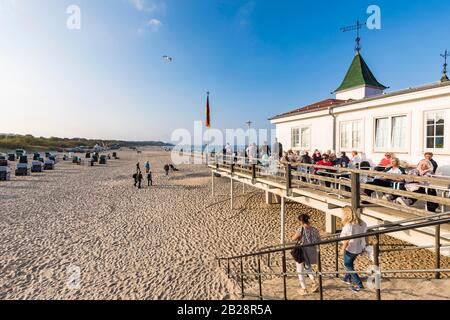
[
  {"left": 340, "top": 207, "right": 368, "bottom": 292},
  {"left": 225, "top": 143, "right": 233, "bottom": 155},
  {"left": 349, "top": 151, "right": 362, "bottom": 169},
  {"left": 246, "top": 143, "right": 258, "bottom": 164}
]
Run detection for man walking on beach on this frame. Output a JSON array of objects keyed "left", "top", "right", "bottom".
[
  {"left": 137, "top": 171, "right": 143, "bottom": 189},
  {"left": 146, "top": 162, "right": 153, "bottom": 186}
]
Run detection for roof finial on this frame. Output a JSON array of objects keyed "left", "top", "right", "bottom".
[
  {"left": 341, "top": 20, "right": 367, "bottom": 53},
  {"left": 441, "top": 50, "right": 449, "bottom": 82}
]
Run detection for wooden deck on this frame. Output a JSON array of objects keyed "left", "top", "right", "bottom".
[{"left": 207, "top": 162, "right": 450, "bottom": 257}]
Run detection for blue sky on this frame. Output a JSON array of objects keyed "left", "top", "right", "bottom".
[{"left": 1, "top": 0, "right": 450, "bottom": 141}]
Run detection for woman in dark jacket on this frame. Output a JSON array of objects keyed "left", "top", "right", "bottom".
[{"left": 291, "top": 214, "right": 320, "bottom": 295}]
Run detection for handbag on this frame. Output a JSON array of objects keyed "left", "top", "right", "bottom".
[{"left": 291, "top": 228, "right": 305, "bottom": 264}]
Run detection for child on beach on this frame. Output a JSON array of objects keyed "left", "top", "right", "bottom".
[
  {"left": 164, "top": 164, "right": 170, "bottom": 176},
  {"left": 340, "top": 206, "right": 368, "bottom": 292},
  {"left": 291, "top": 214, "right": 320, "bottom": 295}
]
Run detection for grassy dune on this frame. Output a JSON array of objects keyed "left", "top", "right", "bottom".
[{"left": 0, "top": 134, "right": 171, "bottom": 152}]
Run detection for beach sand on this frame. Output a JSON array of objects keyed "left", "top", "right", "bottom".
[{"left": 0, "top": 149, "right": 448, "bottom": 300}]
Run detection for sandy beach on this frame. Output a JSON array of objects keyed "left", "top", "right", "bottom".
[{"left": 0, "top": 149, "right": 448, "bottom": 300}]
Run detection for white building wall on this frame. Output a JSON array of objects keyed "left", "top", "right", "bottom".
[
  {"left": 336, "top": 85, "right": 384, "bottom": 100},
  {"left": 273, "top": 84, "right": 450, "bottom": 174},
  {"left": 335, "top": 94, "right": 450, "bottom": 170},
  {"left": 276, "top": 116, "right": 334, "bottom": 153}
]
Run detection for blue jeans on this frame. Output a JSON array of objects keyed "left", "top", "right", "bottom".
[{"left": 344, "top": 251, "right": 363, "bottom": 288}]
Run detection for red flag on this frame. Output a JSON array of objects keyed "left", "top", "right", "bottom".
[{"left": 205, "top": 93, "right": 211, "bottom": 128}]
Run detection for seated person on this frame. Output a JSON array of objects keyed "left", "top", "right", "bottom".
[
  {"left": 300, "top": 151, "right": 313, "bottom": 165},
  {"left": 375, "top": 153, "right": 393, "bottom": 171},
  {"left": 365, "top": 158, "right": 406, "bottom": 200},
  {"left": 312, "top": 150, "right": 322, "bottom": 164},
  {"left": 424, "top": 152, "right": 438, "bottom": 174},
  {"left": 315, "top": 154, "right": 333, "bottom": 171},
  {"left": 260, "top": 153, "right": 270, "bottom": 167},
  {"left": 329, "top": 153, "right": 337, "bottom": 164},
  {"left": 315, "top": 154, "right": 334, "bottom": 187},
  {"left": 287, "top": 150, "right": 297, "bottom": 163},
  {"left": 395, "top": 160, "right": 439, "bottom": 212},
  {"left": 297, "top": 151, "right": 313, "bottom": 181},
  {"left": 334, "top": 152, "right": 350, "bottom": 167},
  {"left": 349, "top": 151, "right": 362, "bottom": 169}
]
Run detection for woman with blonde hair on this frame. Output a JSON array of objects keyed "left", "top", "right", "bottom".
[{"left": 340, "top": 206, "right": 368, "bottom": 292}]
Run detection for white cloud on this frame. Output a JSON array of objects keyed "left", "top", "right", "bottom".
[
  {"left": 147, "top": 18, "right": 162, "bottom": 30},
  {"left": 129, "top": 0, "right": 165, "bottom": 13},
  {"left": 137, "top": 18, "right": 162, "bottom": 34}
]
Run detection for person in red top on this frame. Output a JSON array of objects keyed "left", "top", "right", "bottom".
[
  {"left": 379, "top": 153, "right": 393, "bottom": 166},
  {"left": 315, "top": 154, "right": 334, "bottom": 187},
  {"left": 315, "top": 154, "right": 333, "bottom": 169},
  {"left": 375, "top": 153, "right": 393, "bottom": 171}
]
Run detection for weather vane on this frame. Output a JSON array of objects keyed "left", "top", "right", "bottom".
[
  {"left": 341, "top": 20, "right": 367, "bottom": 53},
  {"left": 441, "top": 50, "right": 449, "bottom": 82}
]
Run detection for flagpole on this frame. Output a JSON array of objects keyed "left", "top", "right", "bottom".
[{"left": 205, "top": 91, "right": 210, "bottom": 156}]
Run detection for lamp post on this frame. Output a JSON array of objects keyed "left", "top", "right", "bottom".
[
  {"left": 245, "top": 121, "right": 252, "bottom": 146},
  {"left": 245, "top": 121, "right": 253, "bottom": 163}
]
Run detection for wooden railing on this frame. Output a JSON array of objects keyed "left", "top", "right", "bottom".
[{"left": 183, "top": 151, "right": 450, "bottom": 217}]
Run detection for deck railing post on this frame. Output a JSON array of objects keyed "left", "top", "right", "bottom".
[
  {"left": 267, "top": 252, "right": 271, "bottom": 267},
  {"left": 240, "top": 258, "right": 245, "bottom": 298},
  {"left": 435, "top": 225, "right": 441, "bottom": 280},
  {"left": 230, "top": 178, "right": 234, "bottom": 210},
  {"left": 211, "top": 171, "right": 215, "bottom": 197},
  {"left": 374, "top": 234, "right": 381, "bottom": 301},
  {"left": 257, "top": 255, "right": 263, "bottom": 300},
  {"left": 252, "top": 164, "right": 257, "bottom": 184},
  {"left": 317, "top": 245, "right": 323, "bottom": 301},
  {"left": 285, "top": 164, "right": 292, "bottom": 197},
  {"left": 351, "top": 172, "right": 361, "bottom": 217},
  {"left": 282, "top": 250, "right": 288, "bottom": 300},
  {"left": 335, "top": 241, "right": 339, "bottom": 278}
]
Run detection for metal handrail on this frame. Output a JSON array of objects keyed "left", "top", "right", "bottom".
[
  {"left": 217, "top": 216, "right": 449, "bottom": 301},
  {"left": 218, "top": 216, "right": 450, "bottom": 261},
  {"left": 257, "top": 212, "right": 450, "bottom": 253}
]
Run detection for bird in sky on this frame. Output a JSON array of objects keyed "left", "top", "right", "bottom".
[{"left": 162, "top": 55, "right": 173, "bottom": 62}]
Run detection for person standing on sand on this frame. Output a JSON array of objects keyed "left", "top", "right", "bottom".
[
  {"left": 164, "top": 164, "right": 170, "bottom": 176},
  {"left": 340, "top": 206, "right": 368, "bottom": 292},
  {"left": 146, "top": 162, "right": 153, "bottom": 186},
  {"left": 291, "top": 214, "right": 320, "bottom": 296},
  {"left": 137, "top": 171, "right": 143, "bottom": 189},
  {"left": 133, "top": 172, "right": 138, "bottom": 187}
]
